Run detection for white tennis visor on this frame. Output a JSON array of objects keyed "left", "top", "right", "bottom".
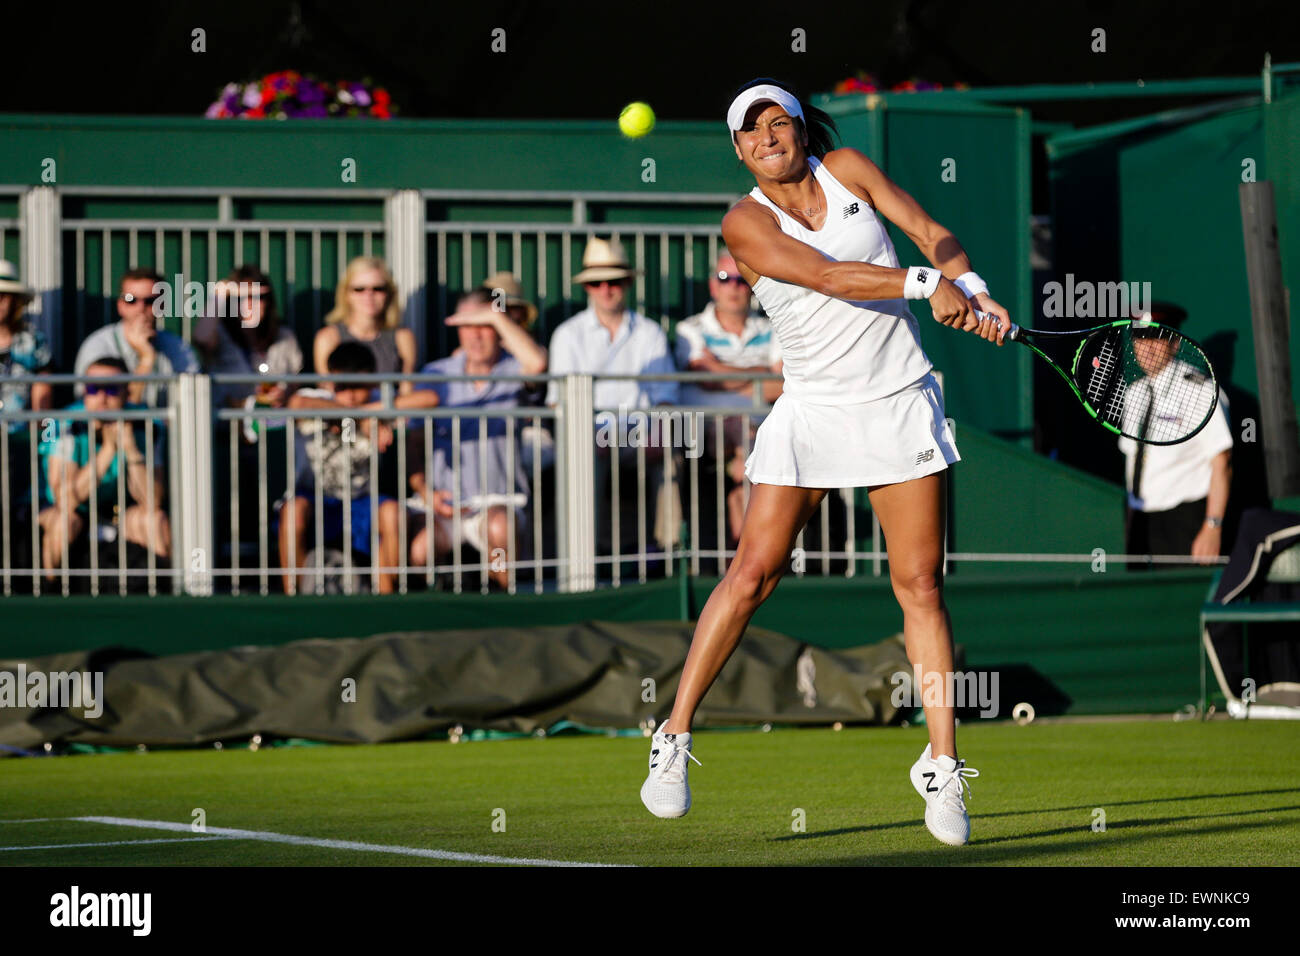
[{"left": 726, "top": 85, "right": 804, "bottom": 134}]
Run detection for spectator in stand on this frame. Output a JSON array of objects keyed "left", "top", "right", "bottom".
[
  {"left": 546, "top": 238, "right": 679, "bottom": 558},
  {"left": 278, "top": 342, "right": 435, "bottom": 595},
  {"left": 675, "top": 252, "right": 784, "bottom": 544},
  {"left": 37, "top": 357, "right": 170, "bottom": 579},
  {"left": 408, "top": 294, "right": 547, "bottom": 589},
  {"left": 0, "top": 259, "right": 53, "bottom": 432},
  {"left": 194, "top": 265, "right": 303, "bottom": 410},
  {"left": 313, "top": 257, "right": 433, "bottom": 408},
  {"left": 75, "top": 268, "right": 199, "bottom": 407}
]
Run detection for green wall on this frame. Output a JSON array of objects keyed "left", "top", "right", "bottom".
[{"left": 1, "top": 570, "right": 1215, "bottom": 716}]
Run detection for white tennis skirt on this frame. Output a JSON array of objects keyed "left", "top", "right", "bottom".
[{"left": 744, "top": 372, "right": 960, "bottom": 488}]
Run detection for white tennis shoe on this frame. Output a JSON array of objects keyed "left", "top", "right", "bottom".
[
  {"left": 640, "top": 725, "right": 702, "bottom": 819},
  {"left": 909, "top": 743, "right": 980, "bottom": 846}
]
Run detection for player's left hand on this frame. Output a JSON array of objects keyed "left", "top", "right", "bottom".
[{"left": 971, "top": 293, "right": 1011, "bottom": 346}]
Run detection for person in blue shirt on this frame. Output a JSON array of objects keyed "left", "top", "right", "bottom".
[
  {"left": 408, "top": 295, "right": 547, "bottom": 589},
  {"left": 37, "top": 358, "right": 169, "bottom": 579}
]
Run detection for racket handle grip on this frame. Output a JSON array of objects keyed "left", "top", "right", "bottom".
[{"left": 974, "top": 310, "right": 1020, "bottom": 341}]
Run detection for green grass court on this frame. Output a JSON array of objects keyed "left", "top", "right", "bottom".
[{"left": 3, "top": 720, "right": 1298, "bottom": 867}]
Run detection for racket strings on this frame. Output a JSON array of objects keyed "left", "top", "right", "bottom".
[{"left": 1082, "top": 331, "right": 1127, "bottom": 426}]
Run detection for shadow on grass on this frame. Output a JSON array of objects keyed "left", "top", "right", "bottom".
[
  {"left": 771, "top": 787, "right": 1300, "bottom": 842},
  {"left": 812, "top": 811, "right": 1300, "bottom": 866}
]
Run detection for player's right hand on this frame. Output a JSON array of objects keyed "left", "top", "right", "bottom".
[{"left": 928, "top": 277, "right": 972, "bottom": 330}]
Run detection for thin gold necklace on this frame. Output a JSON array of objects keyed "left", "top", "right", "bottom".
[{"left": 775, "top": 191, "right": 822, "bottom": 218}]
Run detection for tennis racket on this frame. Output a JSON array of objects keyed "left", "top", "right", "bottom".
[{"left": 977, "top": 312, "right": 1219, "bottom": 445}]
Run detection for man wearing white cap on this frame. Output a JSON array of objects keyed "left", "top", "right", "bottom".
[
  {"left": 547, "top": 238, "right": 679, "bottom": 559},
  {"left": 641, "top": 77, "right": 1010, "bottom": 847}
]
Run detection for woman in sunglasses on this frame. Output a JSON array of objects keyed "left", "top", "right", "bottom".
[
  {"left": 314, "top": 257, "right": 429, "bottom": 401},
  {"left": 641, "top": 78, "right": 1011, "bottom": 848}
]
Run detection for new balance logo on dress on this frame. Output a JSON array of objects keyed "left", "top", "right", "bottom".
[
  {"left": 842, "top": 202, "right": 859, "bottom": 219},
  {"left": 915, "top": 449, "right": 935, "bottom": 464}
]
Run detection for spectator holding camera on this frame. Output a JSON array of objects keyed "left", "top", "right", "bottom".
[{"left": 194, "top": 265, "right": 303, "bottom": 410}]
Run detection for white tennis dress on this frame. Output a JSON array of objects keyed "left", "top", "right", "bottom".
[{"left": 743, "top": 156, "right": 960, "bottom": 487}]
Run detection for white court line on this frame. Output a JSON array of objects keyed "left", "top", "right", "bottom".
[
  {"left": 0, "top": 818, "right": 60, "bottom": 823},
  {"left": 72, "top": 816, "right": 628, "bottom": 867},
  {"left": 0, "top": 837, "right": 228, "bottom": 852}
]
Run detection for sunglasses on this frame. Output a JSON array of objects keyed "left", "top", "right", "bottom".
[
  {"left": 85, "top": 384, "right": 125, "bottom": 397},
  {"left": 120, "top": 293, "right": 161, "bottom": 306},
  {"left": 584, "top": 279, "right": 626, "bottom": 289},
  {"left": 350, "top": 285, "right": 388, "bottom": 294},
  {"left": 715, "top": 271, "right": 749, "bottom": 285}
]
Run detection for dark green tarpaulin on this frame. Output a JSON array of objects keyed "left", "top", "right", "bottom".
[{"left": 0, "top": 622, "right": 913, "bottom": 750}]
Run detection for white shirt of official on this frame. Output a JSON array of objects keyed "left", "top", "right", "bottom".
[
  {"left": 1118, "top": 359, "right": 1232, "bottom": 513},
  {"left": 544, "top": 306, "right": 679, "bottom": 411}
]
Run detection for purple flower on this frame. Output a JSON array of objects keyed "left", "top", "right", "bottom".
[
  {"left": 205, "top": 101, "right": 225, "bottom": 118},
  {"left": 352, "top": 86, "right": 371, "bottom": 107},
  {"left": 298, "top": 80, "right": 326, "bottom": 104},
  {"left": 242, "top": 84, "right": 262, "bottom": 108}
]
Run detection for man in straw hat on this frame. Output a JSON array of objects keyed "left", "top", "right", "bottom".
[{"left": 546, "top": 237, "right": 680, "bottom": 561}]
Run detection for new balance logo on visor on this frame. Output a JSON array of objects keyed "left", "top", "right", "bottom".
[
  {"left": 842, "top": 202, "right": 859, "bottom": 218},
  {"left": 915, "top": 449, "right": 935, "bottom": 464}
]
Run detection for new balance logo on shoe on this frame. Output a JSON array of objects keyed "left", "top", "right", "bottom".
[
  {"left": 842, "top": 202, "right": 859, "bottom": 218},
  {"left": 650, "top": 748, "right": 660, "bottom": 769},
  {"left": 923, "top": 771, "right": 939, "bottom": 793}
]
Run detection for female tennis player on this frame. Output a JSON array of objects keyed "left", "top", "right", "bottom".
[{"left": 640, "top": 79, "right": 1010, "bottom": 846}]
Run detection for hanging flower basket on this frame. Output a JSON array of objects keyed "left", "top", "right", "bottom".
[
  {"left": 832, "top": 71, "right": 971, "bottom": 95},
  {"left": 205, "top": 71, "right": 396, "bottom": 119}
]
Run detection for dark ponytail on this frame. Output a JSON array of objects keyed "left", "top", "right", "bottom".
[{"left": 728, "top": 77, "right": 839, "bottom": 159}]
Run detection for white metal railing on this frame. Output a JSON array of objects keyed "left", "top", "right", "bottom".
[
  {"left": 0, "top": 373, "right": 199, "bottom": 596},
  {"left": 1, "top": 370, "right": 1228, "bottom": 599}
]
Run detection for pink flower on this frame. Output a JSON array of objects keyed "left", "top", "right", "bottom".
[{"left": 242, "top": 84, "right": 262, "bottom": 108}]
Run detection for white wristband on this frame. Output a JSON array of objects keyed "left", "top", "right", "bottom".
[
  {"left": 903, "top": 266, "right": 942, "bottom": 299},
  {"left": 954, "top": 271, "right": 988, "bottom": 298}
]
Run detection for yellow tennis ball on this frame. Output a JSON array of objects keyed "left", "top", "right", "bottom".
[{"left": 619, "top": 101, "right": 655, "bottom": 138}]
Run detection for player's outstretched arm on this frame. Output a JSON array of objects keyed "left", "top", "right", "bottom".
[{"left": 722, "top": 201, "right": 973, "bottom": 330}]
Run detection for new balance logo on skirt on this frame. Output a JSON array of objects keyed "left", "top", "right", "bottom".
[
  {"left": 842, "top": 203, "right": 859, "bottom": 219},
  {"left": 915, "top": 449, "right": 935, "bottom": 464}
]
